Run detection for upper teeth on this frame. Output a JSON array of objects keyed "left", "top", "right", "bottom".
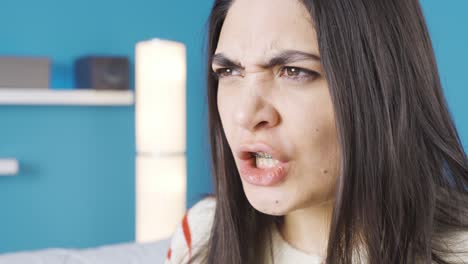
[
  {"left": 254, "top": 152, "right": 280, "bottom": 168},
  {"left": 254, "top": 152, "right": 273, "bottom": 159}
]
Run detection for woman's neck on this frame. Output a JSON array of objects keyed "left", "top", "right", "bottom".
[{"left": 279, "top": 200, "right": 334, "bottom": 258}]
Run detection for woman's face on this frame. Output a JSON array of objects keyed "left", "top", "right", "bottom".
[{"left": 214, "top": 0, "right": 340, "bottom": 215}]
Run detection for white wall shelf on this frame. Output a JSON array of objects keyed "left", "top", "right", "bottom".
[{"left": 0, "top": 88, "right": 134, "bottom": 106}]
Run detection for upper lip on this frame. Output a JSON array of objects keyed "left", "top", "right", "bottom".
[{"left": 236, "top": 141, "right": 290, "bottom": 162}]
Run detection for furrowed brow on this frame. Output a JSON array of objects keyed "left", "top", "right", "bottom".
[
  {"left": 211, "top": 50, "right": 320, "bottom": 70},
  {"left": 265, "top": 50, "right": 321, "bottom": 68},
  {"left": 211, "top": 53, "right": 244, "bottom": 70}
]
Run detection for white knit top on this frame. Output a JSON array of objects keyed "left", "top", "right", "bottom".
[{"left": 164, "top": 197, "right": 467, "bottom": 264}]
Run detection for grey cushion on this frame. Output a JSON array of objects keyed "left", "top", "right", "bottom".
[{"left": 0, "top": 239, "right": 171, "bottom": 264}]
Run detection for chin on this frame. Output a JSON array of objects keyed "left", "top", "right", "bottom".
[{"left": 241, "top": 179, "right": 297, "bottom": 216}]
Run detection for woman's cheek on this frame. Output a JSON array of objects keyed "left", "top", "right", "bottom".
[{"left": 217, "top": 90, "right": 236, "bottom": 139}]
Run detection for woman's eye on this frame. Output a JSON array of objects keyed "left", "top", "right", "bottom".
[
  {"left": 213, "top": 68, "right": 240, "bottom": 79},
  {"left": 279, "top": 66, "right": 319, "bottom": 81}
]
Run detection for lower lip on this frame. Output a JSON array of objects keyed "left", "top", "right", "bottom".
[{"left": 238, "top": 157, "right": 289, "bottom": 186}]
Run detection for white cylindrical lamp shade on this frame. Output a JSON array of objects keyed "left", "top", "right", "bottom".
[
  {"left": 135, "top": 39, "right": 186, "bottom": 154},
  {"left": 135, "top": 38, "right": 187, "bottom": 242},
  {"left": 136, "top": 155, "right": 186, "bottom": 242}
]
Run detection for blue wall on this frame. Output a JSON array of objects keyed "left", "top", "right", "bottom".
[
  {"left": 0, "top": 0, "right": 466, "bottom": 255},
  {"left": 0, "top": 0, "right": 214, "bottom": 253},
  {"left": 0, "top": 107, "right": 135, "bottom": 253},
  {"left": 421, "top": 0, "right": 468, "bottom": 149}
]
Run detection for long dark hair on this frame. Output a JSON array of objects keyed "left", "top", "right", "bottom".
[{"left": 199, "top": 0, "right": 468, "bottom": 263}]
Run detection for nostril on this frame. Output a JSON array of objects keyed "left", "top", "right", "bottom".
[{"left": 255, "top": 121, "right": 269, "bottom": 129}]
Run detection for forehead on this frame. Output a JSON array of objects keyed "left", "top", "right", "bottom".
[{"left": 216, "top": 0, "right": 319, "bottom": 62}]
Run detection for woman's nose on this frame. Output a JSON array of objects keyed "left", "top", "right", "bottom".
[{"left": 234, "top": 91, "right": 280, "bottom": 132}]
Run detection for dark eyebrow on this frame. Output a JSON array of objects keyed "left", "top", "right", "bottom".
[
  {"left": 265, "top": 50, "right": 321, "bottom": 68},
  {"left": 211, "top": 53, "right": 244, "bottom": 70},
  {"left": 211, "top": 50, "right": 320, "bottom": 70}
]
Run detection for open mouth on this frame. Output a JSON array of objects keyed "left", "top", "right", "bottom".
[
  {"left": 235, "top": 142, "right": 291, "bottom": 186},
  {"left": 237, "top": 152, "right": 289, "bottom": 186}
]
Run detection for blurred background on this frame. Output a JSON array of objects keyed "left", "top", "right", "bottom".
[{"left": 0, "top": 0, "right": 466, "bottom": 255}]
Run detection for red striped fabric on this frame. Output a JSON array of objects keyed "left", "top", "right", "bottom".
[
  {"left": 167, "top": 202, "right": 213, "bottom": 263},
  {"left": 182, "top": 212, "right": 193, "bottom": 258},
  {"left": 166, "top": 248, "right": 172, "bottom": 260}
]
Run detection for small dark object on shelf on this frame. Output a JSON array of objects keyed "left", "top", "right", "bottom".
[{"left": 75, "top": 56, "right": 129, "bottom": 90}]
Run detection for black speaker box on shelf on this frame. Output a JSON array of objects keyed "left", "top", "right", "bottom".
[{"left": 75, "top": 56, "right": 129, "bottom": 90}]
